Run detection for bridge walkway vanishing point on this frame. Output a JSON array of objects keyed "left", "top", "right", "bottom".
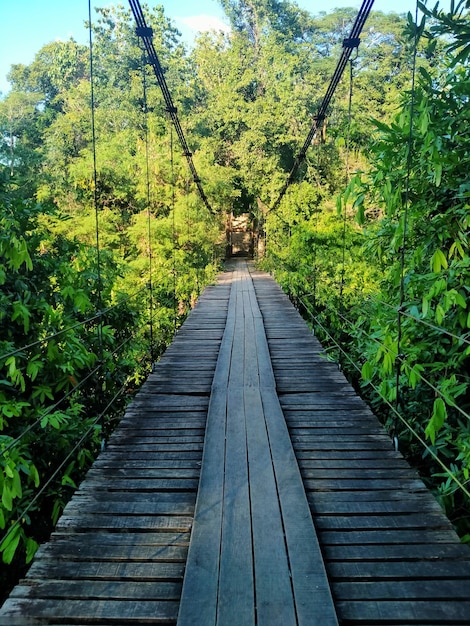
[{"left": 1, "top": 259, "right": 470, "bottom": 625}]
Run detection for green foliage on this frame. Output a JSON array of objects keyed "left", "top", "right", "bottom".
[
  {"left": 342, "top": 6, "right": 470, "bottom": 529},
  {"left": 261, "top": 3, "right": 470, "bottom": 535},
  {"left": 2, "top": 0, "right": 468, "bottom": 595}
]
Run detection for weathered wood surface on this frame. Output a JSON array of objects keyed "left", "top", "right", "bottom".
[
  {"left": 0, "top": 274, "right": 232, "bottom": 626},
  {"left": 251, "top": 265, "right": 470, "bottom": 626},
  {"left": 177, "top": 262, "right": 337, "bottom": 626},
  {"left": 2, "top": 259, "right": 470, "bottom": 626}
]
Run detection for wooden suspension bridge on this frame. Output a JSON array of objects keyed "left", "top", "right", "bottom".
[{"left": 1, "top": 260, "right": 469, "bottom": 625}]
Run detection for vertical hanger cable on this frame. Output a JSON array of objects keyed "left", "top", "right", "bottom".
[{"left": 394, "top": 0, "right": 419, "bottom": 448}]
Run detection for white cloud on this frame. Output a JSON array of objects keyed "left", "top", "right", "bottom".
[{"left": 178, "top": 15, "right": 231, "bottom": 34}]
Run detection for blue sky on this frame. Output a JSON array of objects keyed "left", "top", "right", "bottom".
[{"left": 1, "top": 0, "right": 422, "bottom": 96}]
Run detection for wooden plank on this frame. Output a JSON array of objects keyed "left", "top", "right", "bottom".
[
  {"left": 335, "top": 600, "right": 470, "bottom": 623},
  {"left": 319, "top": 529, "right": 462, "bottom": 545},
  {"left": 309, "top": 498, "right": 443, "bottom": 515},
  {"left": 0, "top": 598, "right": 179, "bottom": 623},
  {"left": 329, "top": 561, "right": 470, "bottom": 579},
  {"left": 244, "top": 360, "right": 297, "bottom": 626},
  {"left": 216, "top": 312, "right": 254, "bottom": 625},
  {"left": 176, "top": 274, "right": 235, "bottom": 625},
  {"left": 324, "top": 542, "right": 470, "bottom": 561},
  {"left": 78, "top": 478, "right": 199, "bottom": 491},
  {"left": 56, "top": 514, "right": 193, "bottom": 532},
  {"left": 316, "top": 512, "right": 453, "bottom": 530},
  {"left": 10, "top": 580, "right": 182, "bottom": 601},
  {"left": 62, "top": 500, "right": 194, "bottom": 516},
  {"left": 27, "top": 560, "right": 185, "bottom": 581},
  {"left": 260, "top": 388, "right": 338, "bottom": 625}
]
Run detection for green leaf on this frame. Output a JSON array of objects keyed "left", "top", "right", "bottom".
[
  {"left": 26, "top": 357, "right": 43, "bottom": 382},
  {"left": 361, "top": 361, "right": 373, "bottom": 381},
  {"left": 30, "top": 465, "right": 40, "bottom": 488},
  {"left": 408, "top": 364, "right": 423, "bottom": 389},
  {"left": 25, "top": 537, "right": 39, "bottom": 564},
  {"left": 425, "top": 398, "right": 447, "bottom": 444},
  {"left": 430, "top": 249, "right": 448, "bottom": 273},
  {"left": 2, "top": 485, "right": 13, "bottom": 511},
  {"left": 12, "top": 470, "right": 22, "bottom": 499},
  {"left": 0, "top": 526, "right": 21, "bottom": 564}
]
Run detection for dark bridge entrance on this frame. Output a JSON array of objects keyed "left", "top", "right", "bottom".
[{"left": 226, "top": 213, "right": 254, "bottom": 258}]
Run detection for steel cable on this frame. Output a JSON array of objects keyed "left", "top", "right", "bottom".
[
  {"left": 272, "top": 0, "right": 374, "bottom": 211},
  {"left": 128, "top": 0, "right": 213, "bottom": 214},
  {"left": 0, "top": 377, "right": 131, "bottom": 557},
  {"left": 299, "top": 298, "right": 470, "bottom": 500},
  {"left": 0, "top": 286, "right": 148, "bottom": 362},
  {"left": 0, "top": 295, "right": 162, "bottom": 458}
]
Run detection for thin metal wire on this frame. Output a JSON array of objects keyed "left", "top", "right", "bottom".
[
  {"left": 0, "top": 287, "right": 147, "bottom": 362},
  {"left": 303, "top": 302, "right": 470, "bottom": 500},
  {"left": 0, "top": 363, "right": 101, "bottom": 457},
  {"left": 170, "top": 123, "right": 177, "bottom": 334},
  {"left": 0, "top": 377, "right": 130, "bottom": 553},
  {"left": 272, "top": 0, "right": 375, "bottom": 210},
  {"left": 339, "top": 58, "right": 355, "bottom": 313},
  {"left": 0, "top": 309, "right": 159, "bottom": 458},
  {"left": 310, "top": 297, "right": 470, "bottom": 424},
  {"left": 368, "top": 296, "right": 470, "bottom": 347},
  {"left": 141, "top": 52, "right": 155, "bottom": 363},
  {"left": 129, "top": 0, "right": 213, "bottom": 213},
  {"left": 395, "top": 0, "right": 420, "bottom": 434},
  {"left": 88, "top": 0, "right": 103, "bottom": 367}
]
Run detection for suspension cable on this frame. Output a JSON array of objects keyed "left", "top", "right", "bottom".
[
  {"left": 0, "top": 307, "right": 160, "bottom": 458},
  {"left": 141, "top": 50, "right": 155, "bottom": 363},
  {"left": 0, "top": 286, "right": 148, "bottom": 363},
  {"left": 88, "top": 0, "right": 103, "bottom": 368},
  {"left": 308, "top": 295, "right": 470, "bottom": 425},
  {"left": 394, "top": 0, "right": 420, "bottom": 440},
  {"left": 0, "top": 376, "right": 131, "bottom": 556},
  {"left": 299, "top": 299, "right": 470, "bottom": 500},
  {"left": 369, "top": 297, "right": 470, "bottom": 347},
  {"left": 128, "top": 0, "right": 214, "bottom": 214},
  {"left": 272, "top": 0, "right": 374, "bottom": 211},
  {"left": 339, "top": 56, "right": 356, "bottom": 313},
  {"left": 170, "top": 123, "right": 178, "bottom": 333}
]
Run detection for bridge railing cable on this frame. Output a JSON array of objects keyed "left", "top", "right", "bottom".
[
  {"left": 368, "top": 297, "right": 470, "bottom": 348},
  {"left": 272, "top": 0, "right": 374, "bottom": 211},
  {"left": 305, "top": 296, "right": 470, "bottom": 425},
  {"left": 0, "top": 286, "right": 148, "bottom": 363},
  {"left": 0, "top": 308, "right": 165, "bottom": 460},
  {"left": 297, "top": 294, "right": 470, "bottom": 501},
  {"left": 0, "top": 374, "right": 132, "bottom": 561},
  {"left": 128, "top": 0, "right": 214, "bottom": 214}
]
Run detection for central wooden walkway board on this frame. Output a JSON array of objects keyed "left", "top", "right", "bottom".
[
  {"left": 1, "top": 259, "right": 470, "bottom": 625},
  {"left": 177, "top": 263, "right": 337, "bottom": 626}
]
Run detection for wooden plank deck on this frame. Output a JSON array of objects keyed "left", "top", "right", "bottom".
[
  {"left": 251, "top": 266, "right": 470, "bottom": 626},
  {"left": 0, "top": 272, "right": 232, "bottom": 626},
  {"left": 1, "top": 259, "right": 470, "bottom": 625},
  {"left": 177, "top": 262, "right": 337, "bottom": 626}
]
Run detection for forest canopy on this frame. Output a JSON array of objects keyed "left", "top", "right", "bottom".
[{"left": 0, "top": 0, "right": 469, "bottom": 597}]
